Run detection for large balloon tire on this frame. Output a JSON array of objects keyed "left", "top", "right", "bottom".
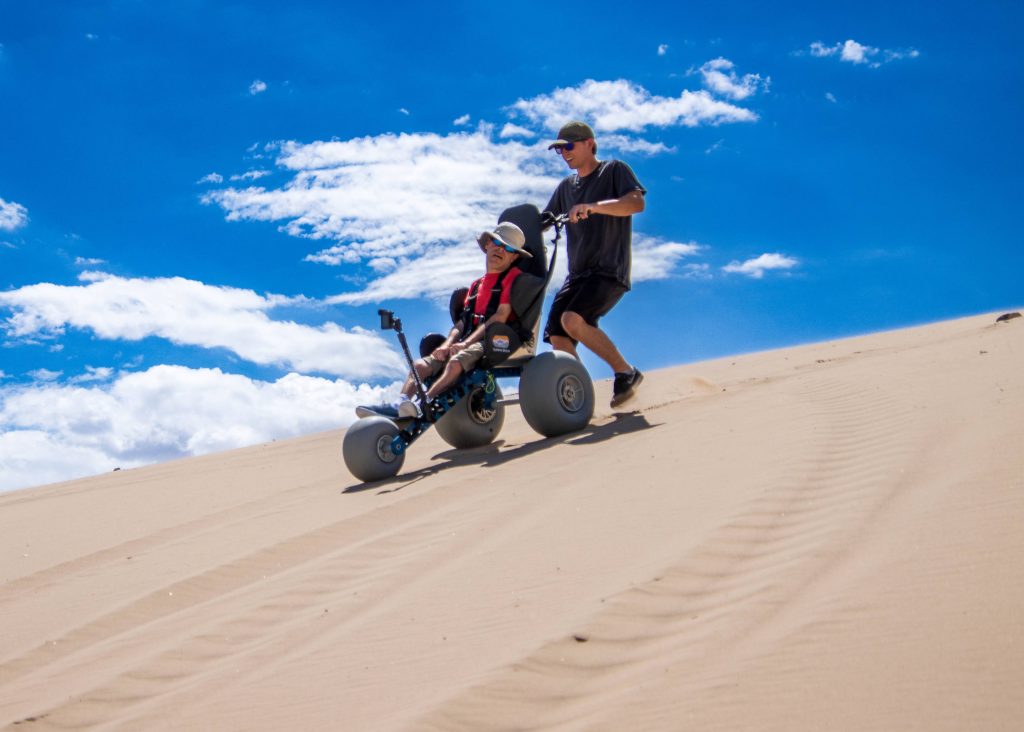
[
  {"left": 519, "top": 351, "right": 594, "bottom": 437},
  {"left": 435, "top": 383, "right": 506, "bottom": 449},
  {"left": 343, "top": 417, "right": 406, "bottom": 482}
]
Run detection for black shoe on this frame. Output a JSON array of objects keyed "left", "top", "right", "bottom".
[{"left": 610, "top": 368, "right": 644, "bottom": 407}]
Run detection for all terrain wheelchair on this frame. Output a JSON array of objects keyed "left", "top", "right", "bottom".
[{"left": 342, "top": 204, "right": 596, "bottom": 482}]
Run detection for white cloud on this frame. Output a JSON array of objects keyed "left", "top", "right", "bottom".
[
  {"left": 705, "top": 139, "right": 724, "bottom": 155},
  {"left": 0, "top": 273, "right": 405, "bottom": 379},
  {"left": 0, "top": 365, "right": 398, "bottom": 491},
  {"left": 722, "top": 252, "right": 799, "bottom": 278},
  {"left": 825, "top": 92, "right": 838, "bottom": 103},
  {"left": 329, "top": 242, "right": 483, "bottom": 306},
  {"left": 454, "top": 114, "right": 471, "bottom": 126},
  {"left": 809, "top": 40, "right": 919, "bottom": 68},
  {"left": 631, "top": 235, "right": 702, "bottom": 281},
  {"left": 697, "top": 58, "right": 769, "bottom": 100},
  {"left": 657, "top": 44, "right": 669, "bottom": 56},
  {"left": 28, "top": 368, "right": 62, "bottom": 382},
  {"left": 204, "top": 80, "right": 761, "bottom": 305},
  {"left": 0, "top": 197, "right": 29, "bottom": 231},
  {"left": 203, "top": 128, "right": 561, "bottom": 272},
  {"left": 399, "top": 107, "right": 410, "bottom": 116},
  {"left": 229, "top": 170, "right": 271, "bottom": 182},
  {"left": 600, "top": 134, "right": 675, "bottom": 155},
  {"left": 75, "top": 256, "right": 107, "bottom": 266},
  {"left": 69, "top": 366, "right": 115, "bottom": 383},
  {"left": 197, "top": 172, "right": 224, "bottom": 184},
  {"left": 499, "top": 123, "right": 535, "bottom": 139},
  {"left": 840, "top": 39, "right": 877, "bottom": 64},
  {"left": 249, "top": 79, "right": 268, "bottom": 95},
  {"left": 509, "top": 78, "right": 758, "bottom": 133}
]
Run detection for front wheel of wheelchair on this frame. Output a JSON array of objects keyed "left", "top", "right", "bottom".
[
  {"left": 519, "top": 351, "right": 594, "bottom": 437},
  {"left": 343, "top": 417, "right": 406, "bottom": 482},
  {"left": 435, "top": 382, "right": 505, "bottom": 449}
]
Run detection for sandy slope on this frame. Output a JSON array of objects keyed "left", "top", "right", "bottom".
[{"left": 1, "top": 312, "right": 1022, "bottom": 731}]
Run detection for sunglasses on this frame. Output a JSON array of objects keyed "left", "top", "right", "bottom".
[
  {"left": 487, "top": 237, "right": 518, "bottom": 254},
  {"left": 552, "top": 142, "right": 576, "bottom": 153}
]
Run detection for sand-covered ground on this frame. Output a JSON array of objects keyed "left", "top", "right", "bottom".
[{"left": 2, "top": 311, "right": 1022, "bottom": 730}]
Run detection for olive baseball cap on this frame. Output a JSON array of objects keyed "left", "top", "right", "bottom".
[{"left": 546, "top": 120, "right": 596, "bottom": 149}]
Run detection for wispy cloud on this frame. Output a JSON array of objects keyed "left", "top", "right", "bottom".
[
  {"left": 0, "top": 365, "right": 397, "bottom": 491},
  {"left": 0, "top": 197, "right": 29, "bottom": 231},
  {"left": 197, "top": 172, "right": 224, "bottom": 184},
  {"left": 808, "top": 39, "right": 920, "bottom": 68},
  {"left": 696, "top": 58, "right": 769, "bottom": 100},
  {"left": 453, "top": 114, "right": 471, "bottom": 126},
  {"left": 657, "top": 44, "right": 669, "bottom": 56},
  {"left": 0, "top": 273, "right": 404, "bottom": 379},
  {"left": 249, "top": 79, "right": 267, "bottom": 95},
  {"left": 229, "top": 170, "right": 271, "bottom": 182},
  {"left": 510, "top": 78, "right": 758, "bottom": 132},
  {"left": 722, "top": 252, "right": 799, "bottom": 278}
]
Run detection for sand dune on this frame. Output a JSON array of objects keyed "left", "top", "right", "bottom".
[{"left": 2, "top": 311, "right": 1022, "bottom": 731}]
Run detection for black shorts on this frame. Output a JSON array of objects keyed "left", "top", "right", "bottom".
[{"left": 543, "top": 274, "right": 628, "bottom": 344}]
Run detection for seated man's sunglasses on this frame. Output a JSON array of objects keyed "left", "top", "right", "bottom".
[
  {"left": 486, "top": 238, "right": 518, "bottom": 254},
  {"left": 552, "top": 142, "right": 576, "bottom": 152}
]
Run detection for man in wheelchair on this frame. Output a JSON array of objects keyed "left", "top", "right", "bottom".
[{"left": 356, "top": 221, "right": 533, "bottom": 420}]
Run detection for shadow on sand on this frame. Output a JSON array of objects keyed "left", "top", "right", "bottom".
[{"left": 342, "top": 411, "right": 659, "bottom": 495}]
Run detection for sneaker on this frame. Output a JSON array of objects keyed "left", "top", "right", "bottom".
[
  {"left": 396, "top": 398, "right": 421, "bottom": 419},
  {"left": 610, "top": 368, "right": 644, "bottom": 407},
  {"left": 355, "top": 403, "right": 401, "bottom": 419}
]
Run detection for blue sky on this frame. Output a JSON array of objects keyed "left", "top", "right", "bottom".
[{"left": 1, "top": 1, "right": 1021, "bottom": 490}]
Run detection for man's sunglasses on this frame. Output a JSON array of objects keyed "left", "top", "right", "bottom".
[
  {"left": 487, "top": 238, "right": 518, "bottom": 254},
  {"left": 552, "top": 142, "right": 576, "bottom": 153}
]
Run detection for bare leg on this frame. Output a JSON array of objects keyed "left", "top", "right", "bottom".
[
  {"left": 549, "top": 334, "right": 580, "bottom": 360},
  {"left": 560, "top": 311, "right": 630, "bottom": 374},
  {"left": 425, "top": 359, "right": 465, "bottom": 400},
  {"left": 401, "top": 360, "right": 437, "bottom": 399}
]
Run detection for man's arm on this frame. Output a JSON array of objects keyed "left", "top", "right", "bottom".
[{"left": 568, "top": 189, "right": 644, "bottom": 223}]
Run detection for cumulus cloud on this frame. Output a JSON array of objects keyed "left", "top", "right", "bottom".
[
  {"left": 657, "top": 44, "right": 669, "bottom": 56},
  {"left": 722, "top": 252, "right": 799, "bottom": 278},
  {"left": 249, "top": 79, "right": 267, "bottom": 95},
  {"left": 697, "top": 58, "right": 769, "bottom": 100},
  {"left": 203, "top": 128, "right": 561, "bottom": 272},
  {"left": 203, "top": 80, "right": 761, "bottom": 304},
  {"left": 809, "top": 40, "right": 919, "bottom": 68},
  {"left": 631, "top": 235, "right": 702, "bottom": 281},
  {"left": 0, "top": 196, "right": 29, "bottom": 231},
  {"left": 0, "top": 273, "right": 404, "bottom": 379},
  {"left": 453, "top": 114, "right": 471, "bottom": 126},
  {"left": 0, "top": 365, "right": 397, "bottom": 491},
  {"left": 197, "top": 172, "right": 224, "bottom": 184},
  {"left": 510, "top": 78, "right": 758, "bottom": 133}
]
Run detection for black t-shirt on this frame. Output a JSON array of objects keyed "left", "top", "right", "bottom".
[{"left": 544, "top": 159, "right": 646, "bottom": 289}]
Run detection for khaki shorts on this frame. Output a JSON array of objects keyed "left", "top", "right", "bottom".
[{"left": 421, "top": 342, "right": 486, "bottom": 376}]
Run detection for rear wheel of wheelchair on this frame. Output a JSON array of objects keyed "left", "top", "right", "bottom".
[
  {"left": 435, "top": 382, "right": 505, "bottom": 449},
  {"left": 519, "top": 351, "right": 594, "bottom": 437},
  {"left": 343, "top": 416, "right": 406, "bottom": 482}
]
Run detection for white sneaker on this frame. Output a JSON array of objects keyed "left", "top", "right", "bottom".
[{"left": 396, "top": 398, "right": 421, "bottom": 419}]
